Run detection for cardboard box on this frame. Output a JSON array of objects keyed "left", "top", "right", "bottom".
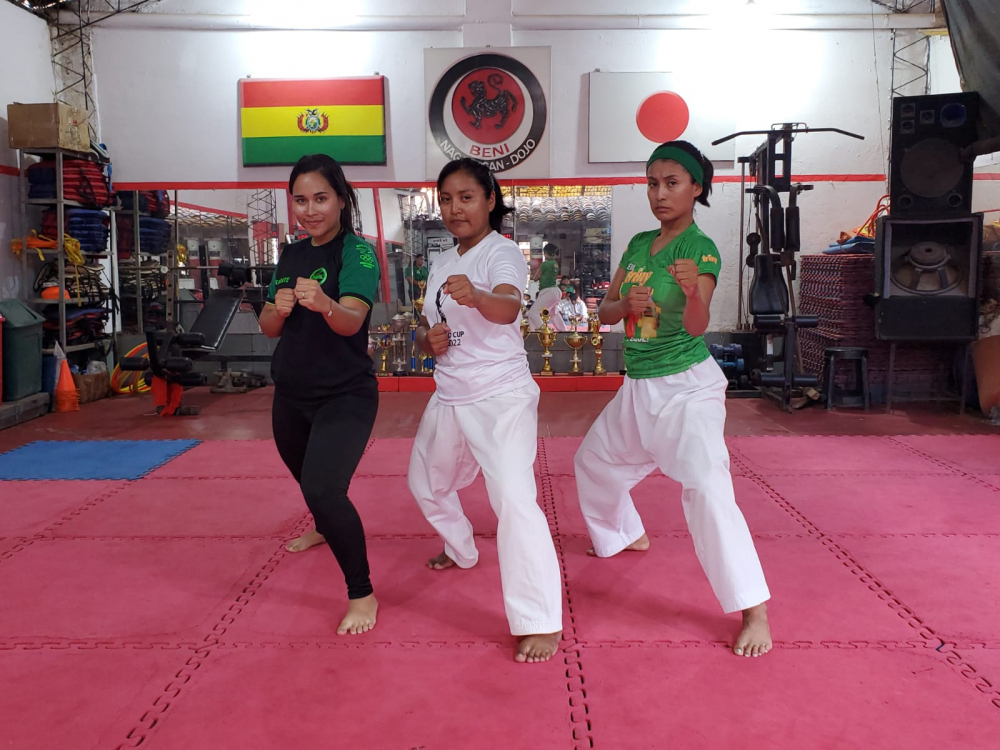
[
  {"left": 71, "top": 371, "right": 110, "bottom": 404},
  {"left": 7, "top": 102, "right": 90, "bottom": 153}
]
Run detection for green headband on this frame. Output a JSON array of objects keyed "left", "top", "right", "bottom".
[{"left": 646, "top": 146, "right": 704, "bottom": 187}]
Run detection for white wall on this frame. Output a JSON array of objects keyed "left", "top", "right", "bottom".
[
  {"left": 0, "top": 3, "right": 54, "bottom": 301},
  {"left": 90, "top": 14, "right": 998, "bottom": 328},
  {"left": 91, "top": 28, "right": 461, "bottom": 185},
  {"left": 94, "top": 25, "right": 895, "bottom": 182}
]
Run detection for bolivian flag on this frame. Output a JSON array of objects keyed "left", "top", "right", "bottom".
[{"left": 239, "top": 77, "right": 386, "bottom": 166}]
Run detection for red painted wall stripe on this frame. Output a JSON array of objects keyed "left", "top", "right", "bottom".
[
  {"left": 0, "top": 164, "right": 20, "bottom": 177},
  {"left": 239, "top": 77, "right": 384, "bottom": 108}
]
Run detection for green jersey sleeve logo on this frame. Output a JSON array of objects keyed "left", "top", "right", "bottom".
[{"left": 358, "top": 243, "right": 377, "bottom": 270}]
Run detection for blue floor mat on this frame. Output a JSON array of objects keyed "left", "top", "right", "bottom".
[{"left": 0, "top": 440, "right": 200, "bottom": 480}]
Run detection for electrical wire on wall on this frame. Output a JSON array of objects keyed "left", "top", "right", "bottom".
[{"left": 870, "top": 4, "right": 891, "bottom": 194}]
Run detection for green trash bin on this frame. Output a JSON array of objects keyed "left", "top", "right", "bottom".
[{"left": 0, "top": 299, "right": 45, "bottom": 402}]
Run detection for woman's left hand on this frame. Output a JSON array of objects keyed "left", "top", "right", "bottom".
[
  {"left": 668, "top": 259, "right": 700, "bottom": 298},
  {"left": 294, "top": 278, "right": 330, "bottom": 312}
]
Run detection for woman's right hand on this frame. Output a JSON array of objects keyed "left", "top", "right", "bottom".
[
  {"left": 274, "top": 288, "right": 297, "bottom": 318},
  {"left": 623, "top": 285, "right": 653, "bottom": 316},
  {"left": 426, "top": 323, "right": 451, "bottom": 357}
]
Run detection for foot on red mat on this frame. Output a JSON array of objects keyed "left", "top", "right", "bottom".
[
  {"left": 285, "top": 529, "right": 325, "bottom": 553},
  {"left": 427, "top": 551, "right": 458, "bottom": 570},
  {"left": 586, "top": 533, "right": 650, "bottom": 557},
  {"left": 733, "top": 603, "right": 772, "bottom": 657},
  {"left": 515, "top": 632, "right": 562, "bottom": 663},
  {"left": 337, "top": 594, "right": 378, "bottom": 635}
]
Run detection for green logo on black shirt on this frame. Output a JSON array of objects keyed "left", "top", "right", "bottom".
[{"left": 310, "top": 268, "right": 328, "bottom": 284}]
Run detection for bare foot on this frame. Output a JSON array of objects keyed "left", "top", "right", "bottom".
[
  {"left": 733, "top": 603, "right": 772, "bottom": 657},
  {"left": 337, "top": 594, "right": 378, "bottom": 635},
  {"left": 515, "top": 631, "right": 562, "bottom": 663},
  {"left": 427, "top": 551, "right": 457, "bottom": 570},
  {"left": 587, "top": 533, "right": 650, "bottom": 557},
  {"left": 285, "top": 529, "right": 325, "bottom": 553}
]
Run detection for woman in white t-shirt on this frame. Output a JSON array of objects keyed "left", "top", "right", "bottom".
[{"left": 408, "top": 158, "right": 563, "bottom": 664}]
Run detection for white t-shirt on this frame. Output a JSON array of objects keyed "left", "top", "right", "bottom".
[{"left": 423, "top": 231, "right": 533, "bottom": 406}]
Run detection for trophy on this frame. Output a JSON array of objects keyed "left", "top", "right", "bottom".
[
  {"left": 415, "top": 279, "right": 427, "bottom": 314},
  {"left": 564, "top": 315, "right": 586, "bottom": 375},
  {"left": 520, "top": 302, "right": 530, "bottom": 340},
  {"left": 536, "top": 309, "right": 557, "bottom": 376},
  {"left": 589, "top": 312, "right": 607, "bottom": 375},
  {"left": 375, "top": 324, "right": 391, "bottom": 376},
  {"left": 409, "top": 311, "right": 419, "bottom": 372},
  {"left": 391, "top": 314, "right": 409, "bottom": 375}
]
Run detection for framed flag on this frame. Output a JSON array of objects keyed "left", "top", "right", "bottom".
[
  {"left": 425, "top": 47, "right": 551, "bottom": 179},
  {"left": 239, "top": 77, "right": 387, "bottom": 166},
  {"left": 588, "top": 72, "right": 736, "bottom": 163}
]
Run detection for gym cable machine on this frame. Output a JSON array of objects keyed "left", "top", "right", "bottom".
[{"left": 712, "top": 123, "right": 865, "bottom": 411}]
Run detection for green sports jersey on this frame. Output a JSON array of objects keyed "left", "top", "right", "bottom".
[
  {"left": 404, "top": 265, "right": 429, "bottom": 283},
  {"left": 538, "top": 259, "right": 558, "bottom": 290},
  {"left": 619, "top": 223, "right": 722, "bottom": 379}
]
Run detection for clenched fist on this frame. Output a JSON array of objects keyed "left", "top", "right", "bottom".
[
  {"left": 294, "top": 278, "right": 331, "bottom": 313},
  {"left": 442, "top": 274, "right": 481, "bottom": 308},
  {"left": 623, "top": 285, "right": 653, "bottom": 316},
  {"left": 668, "top": 258, "right": 700, "bottom": 298},
  {"left": 274, "top": 288, "right": 297, "bottom": 318},
  {"left": 426, "top": 322, "right": 451, "bottom": 357}
]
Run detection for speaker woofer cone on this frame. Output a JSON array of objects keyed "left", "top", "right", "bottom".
[{"left": 900, "top": 138, "right": 964, "bottom": 198}]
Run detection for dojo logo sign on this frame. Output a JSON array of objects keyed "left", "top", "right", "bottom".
[{"left": 429, "top": 53, "right": 547, "bottom": 173}]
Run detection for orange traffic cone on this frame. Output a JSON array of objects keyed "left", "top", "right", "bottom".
[{"left": 53, "top": 357, "right": 79, "bottom": 413}]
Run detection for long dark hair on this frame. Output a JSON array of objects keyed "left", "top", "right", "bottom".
[
  {"left": 650, "top": 140, "right": 714, "bottom": 207},
  {"left": 288, "top": 154, "right": 360, "bottom": 235},
  {"left": 436, "top": 158, "right": 514, "bottom": 233}
]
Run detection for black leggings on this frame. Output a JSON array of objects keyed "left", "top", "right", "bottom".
[{"left": 271, "top": 382, "right": 378, "bottom": 599}]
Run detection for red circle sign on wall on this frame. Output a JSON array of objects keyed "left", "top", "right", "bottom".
[{"left": 636, "top": 91, "right": 690, "bottom": 143}]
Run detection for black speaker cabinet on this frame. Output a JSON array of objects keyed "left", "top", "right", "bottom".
[
  {"left": 874, "top": 214, "right": 983, "bottom": 341},
  {"left": 889, "top": 92, "right": 980, "bottom": 218}
]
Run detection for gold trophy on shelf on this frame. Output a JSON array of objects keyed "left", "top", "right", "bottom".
[
  {"left": 589, "top": 312, "right": 607, "bottom": 375},
  {"left": 520, "top": 302, "right": 531, "bottom": 340},
  {"left": 375, "top": 324, "right": 392, "bottom": 376},
  {"left": 415, "top": 279, "right": 427, "bottom": 315},
  {"left": 564, "top": 315, "right": 586, "bottom": 375},
  {"left": 536, "top": 308, "right": 557, "bottom": 376}
]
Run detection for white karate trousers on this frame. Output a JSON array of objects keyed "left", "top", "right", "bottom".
[
  {"left": 574, "top": 358, "right": 770, "bottom": 613},
  {"left": 529, "top": 287, "right": 568, "bottom": 331},
  {"left": 407, "top": 382, "right": 563, "bottom": 636}
]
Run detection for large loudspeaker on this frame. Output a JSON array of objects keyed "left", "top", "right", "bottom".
[
  {"left": 874, "top": 214, "right": 983, "bottom": 341},
  {"left": 889, "top": 92, "right": 980, "bottom": 218}
]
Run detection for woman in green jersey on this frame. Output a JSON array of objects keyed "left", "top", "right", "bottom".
[{"left": 574, "top": 141, "right": 772, "bottom": 658}]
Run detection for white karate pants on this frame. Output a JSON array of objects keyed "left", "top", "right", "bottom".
[
  {"left": 407, "top": 382, "right": 563, "bottom": 635},
  {"left": 574, "top": 358, "right": 770, "bottom": 613}
]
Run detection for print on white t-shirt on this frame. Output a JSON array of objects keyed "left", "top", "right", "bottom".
[{"left": 423, "top": 231, "right": 533, "bottom": 406}]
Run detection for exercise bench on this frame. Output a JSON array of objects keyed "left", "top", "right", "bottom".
[{"left": 120, "top": 289, "right": 259, "bottom": 415}]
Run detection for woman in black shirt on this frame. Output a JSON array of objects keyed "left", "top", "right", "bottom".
[{"left": 260, "top": 154, "right": 381, "bottom": 635}]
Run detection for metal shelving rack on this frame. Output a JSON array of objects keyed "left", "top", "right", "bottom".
[
  {"left": 110, "top": 193, "right": 166, "bottom": 334},
  {"left": 17, "top": 146, "right": 115, "bottom": 355}
]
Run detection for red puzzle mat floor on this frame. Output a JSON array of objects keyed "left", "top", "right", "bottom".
[{"left": 2, "top": 434, "right": 999, "bottom": 748}]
